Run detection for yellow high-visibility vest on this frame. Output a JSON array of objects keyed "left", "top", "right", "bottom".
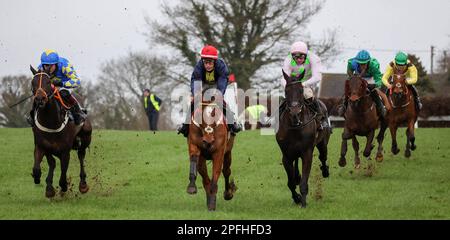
[
  {"left": 246, "top": 105, "right": 266, "bottom": 120},
  {"left": 150, "top": 94, "right": 160, "bottom": 111}
]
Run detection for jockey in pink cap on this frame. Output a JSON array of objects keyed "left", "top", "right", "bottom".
[{"left": 280, "top": 41, "right": 329, "bottom": 130}]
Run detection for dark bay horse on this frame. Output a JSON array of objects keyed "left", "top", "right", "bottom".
[
  {"left": 186, "top": 99, "right": 236, "bottom": 211},
  {"left": 381, "top": 73, "right": 418, "bottom": 158},
  {"left": 30, "top": 66, "right": 92, "bottom": 198},
  {"left": 276, "top": 71, "right": 331, "bottom": 208},
  {"left": 339, "top": 75, "right": 390, "bottom": 168}
]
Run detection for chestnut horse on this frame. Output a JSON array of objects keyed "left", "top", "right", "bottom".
[
  {"left": 276, "top": 71, "right": 331, "bottom": 208},
  {"left": 186, "top": 99, "right": 236, "bottom": 211},
  {"left": 30, "top": 66, "right": 92, "bottom": 198},
  {"left": 380, "top": 73, "right": 418, "bottom": 158},
  {"left": 339, "top": 75, "right": 390, "bottom": 168}
]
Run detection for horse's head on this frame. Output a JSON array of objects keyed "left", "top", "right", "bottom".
[
  {"left": 283, "top": 70, "right": 304, "bottom": 116},
  {"left": 346, "top": 75, "right": 368, "bottom": 103},
  {"left": 391, "top": 73, "right": 408, "bottom": 99},
  {"left": 30, "top": 65, "right": 54, "bottom": 109},
  {"left": 192, "top": 100, "right": 224, "bottom": 149}
]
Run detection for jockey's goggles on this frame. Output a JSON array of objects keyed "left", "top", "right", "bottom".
[
  {"left": 202, "top": 59, "right": 215, "bottom": 65},
  {"left": 292, "top": 53, "right": 307, "bottom": 60}
]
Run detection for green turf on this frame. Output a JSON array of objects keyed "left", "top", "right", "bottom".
[{"left": 0, "top": 127, "right": 449, "bottom": 219}]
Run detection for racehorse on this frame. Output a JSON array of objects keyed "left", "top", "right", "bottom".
[
  {"left": 339, "top": 75, "right": 390, "bottom": 168},
  {"left": 276, "top": 71, "right": 331, "bottom": 208},
  {"left": 30, "top": 66, "right": 92, "bottom": 198},
  {"left": 186, "top": 99, "right": 236, "bottom": 211},
  {"left": 380, "top": 73, "right": 418, "bottom": 158}
]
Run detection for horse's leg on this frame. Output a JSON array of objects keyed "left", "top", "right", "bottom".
[
  {"left": 77, "top": 147, "right": 89, "bottom": 194},
  {"left": 339, "top": 131, "right": 349, "bottom": 167},
  {"left": 405, "top": 121, "right": 415, "bottom": 158},
  {"left": 187, "top": 155, "right": 198, "bottom": 194},
  {"left": 389, "top": 125, "right": 400, "bottom": 155},
  {"left": 208, "top": 150, "right": 225, "bottom": 211},
  {"left": 78, "top": 125, "right": 91, "bottom": 194},
  {"left": 44, "top": 154, "right": 56, "bottom": 198},
  {"left": 187, "top": 143, "right": 201, "bottom": 194},
  {"left": 32, "top": 146, "right": 44, "bottom": 184},
  {"left": 222, "top": 151, "right": 236, "bottom": 201},
  {"left": 282, "top": 155, "right": 301, "bottom": 204},
  {"left": 294, "top": 158, "right": 301, "bottom": 185},
  {"left": 376, "top": 121, "right": 388, "bottom": 162},
  {"left": 316, "top": 140, "right": 329, "bottom": 178},
  {"left": 363, "top": 130, "right": 375, "bottom": 158},
  {"left": 196, "top": 156, "right": 211, "bottom": 209},
  {"left": 352, "top": 136, "right": 361, "bottom": 169},
  {"left": 58, "top": 151, "right": 70, "bottom": 193},
  {"left": 299, "top": 150, "right": 313, "bottom": 208},
  {"left": 410, "top": 122, "right": 417, "bottom": 151}
]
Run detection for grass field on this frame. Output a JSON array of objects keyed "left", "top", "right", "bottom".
[{"left": 0, "top": 127, "right": 449, "bottom": 219}]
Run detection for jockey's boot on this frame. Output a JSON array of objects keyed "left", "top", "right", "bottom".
[
  {"left": 72, "top": 102, "right": 87, "bottom": 125},
  {"left": 370, "top": 89, "right": 386, "bottom": 118},
  {"left": 223, "top": 104, "right": 242, "bottom": 136},
  {"left": 337, "top": 95, "right": 348, "bottom": 117},
  {"left": 177, "top": 123, "right": 189, "bottom": 138},
  {"left": 227, "top": 123, "right": 242, "bottom": 136},
  {"left": 309, "top": 98, "right": 326, "bottom": 131},
  {"left": 177, "top": 101, "right": 194, "bottom": 138},
  {"left": 410, "top": 85, "right": 423, "bottom": 111}
]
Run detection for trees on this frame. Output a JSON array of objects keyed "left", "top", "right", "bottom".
[
  {"left": 408, "top": 54, "right": 434, "bottom": 94},
  {"left": 147, "top": 0, "right": 339, "bottom": 90},
  {"left": 90, "top": 51, "right": 171, "bottom": 130},
  {"left": 0, "top": 75, "right": 32, "bottom": 127}
]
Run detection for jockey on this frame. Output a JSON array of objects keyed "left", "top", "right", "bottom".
[
  {"left": 27, "top": 49, "right": 86, "bottom": 126},
  {"left": 177, "top": 45, "right": 242, "bottom": 137},
  {"left": 337, "top": 50, "right": 386, "bottom": 117},
  {"left": 382, "top": 51, "right": 423, "bottom": 111},
  {"left": 280, "top": 41, "right": 329, "bottom": 130}
]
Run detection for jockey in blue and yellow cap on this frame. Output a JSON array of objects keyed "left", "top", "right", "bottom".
[{"left": 27, "top": 50, "right": 86, "bottom": 126}]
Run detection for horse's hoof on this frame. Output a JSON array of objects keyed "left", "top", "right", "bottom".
[
  {"left": 405, "top": 150, "right": 411, "bottom": 158},
  {"left": 363, "top": 151, "right": 371, "bottom": 158},
  {"left": 224, "top": 191, "right": 234, "bottom": 201},
  {"left": 187, "top": 185, "right": 197, "bottom": 195},
  {"left": 208, "top": 207, "right": 216, "bottom": 212},
  {"left": 376, "top": 154, "right": 384, "bottom": 162},
  {"left": 34, "top": 178, "right": 41, "bottom": 184},
  {"left": 320, "top": 165, "right": 329, "bottom": 178},
  {"left": 338, "top": 157, "right": 346, "bottom": 167},
  {"left": 79, "top": 183, "right": 89, "bottom": 194},
  {"left": 300, "top": 198, "right": 307, "bottom": 208},
  {"left": 355, "top": 163, "right": 361, "bottom": 169},
  {"left": 392, "top": 148, "right": 400, "bottom": 155},
  {"left": 60, "top": 185, "right": 68, "bottom": 193},
  {"left": 45, "top": 187, "right": 56, "bottom": 198},
  {"left": 411, "top": 145, "right": 417, "bottom": 151}
]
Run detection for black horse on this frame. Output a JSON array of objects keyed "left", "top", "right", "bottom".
[
  {"left": 276, "top": 71, "right": 331, "bottom": 208},
  {"left": 30, "top": 66, "right": 92, "bottom": 198}
]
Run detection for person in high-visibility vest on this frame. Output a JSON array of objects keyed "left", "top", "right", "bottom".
[
  {"left": 143, "top": 89, "right": 162, "bottom": 131},
  {"left": 246, "top": 104, "right": 267, "bottom": 130}
]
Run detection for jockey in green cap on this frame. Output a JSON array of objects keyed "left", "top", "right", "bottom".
[{"left": 382, "top": 51, "right": 422, "bottom": 111}]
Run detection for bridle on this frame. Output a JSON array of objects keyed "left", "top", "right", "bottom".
[
  {"left": 284, "top": 81, "right": 316, "bottom": 128},
  {"left": 33, "top": 72, "right": 55, "bottom": 101}
]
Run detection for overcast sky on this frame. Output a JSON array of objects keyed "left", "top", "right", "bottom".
[{"left": 1, "top": 0, "right": 449, "bottom": 81}]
